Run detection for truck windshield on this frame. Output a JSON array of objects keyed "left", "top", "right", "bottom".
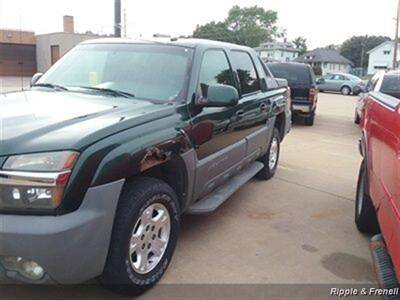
[{"left": 38, "top": 43, "right": 194, "bottom": 102}]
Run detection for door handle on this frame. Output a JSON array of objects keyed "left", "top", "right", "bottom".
[
  {"left": 236, "top": 110, "right": 245, "bottom": 119},
  {"left": 260, "top": 103, "right": 268, "bottom": 111}
]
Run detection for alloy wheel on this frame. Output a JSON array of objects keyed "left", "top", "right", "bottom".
[{"left": 129, "top": 203, "right": 171, "bottom": 274}]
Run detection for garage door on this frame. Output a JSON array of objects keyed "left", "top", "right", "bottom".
[{"left": 0, "top": 43, "right": 36, "bottom": 76}]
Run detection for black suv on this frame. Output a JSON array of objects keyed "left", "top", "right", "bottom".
[
  {"left": 267, "top": 62, "right": 318, "bottom": 126},
  {"left": 0, "top": 38, "right": 291, "bottom": 295}
]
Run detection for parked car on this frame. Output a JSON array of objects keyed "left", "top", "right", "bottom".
[
  {"left": 0, "top": 38, "right": 291, "bottom": 295},
  {"left": 267, "top": 62, "right": 318, "bottom": 126},
  {"left": 355, "top": 70, "right": 400, "bottom": 287},
  {"left": 317, "top": 73, "right": 363, "bottom": 95},
  {"left": 354, "top": 71, "right": 399, "bottom": 124},
  {"left": 352, "top": 80, "right": 368, "bottom": 96}
]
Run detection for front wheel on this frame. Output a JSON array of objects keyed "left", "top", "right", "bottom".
[
  {"left": 355, "top": 161, "right": 380, "bottom": 234},
  {"left": 99, "top": 177, "right": 180, "bottom": 296},
  {"left": 257, "top": 127, "right": 281, "bottom": 180}
]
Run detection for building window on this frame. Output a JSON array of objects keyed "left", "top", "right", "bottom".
[
  {"left": 51, "top": 45, "right": 60, "bottom": 65},
  {"left": 383, "top": 50, "right": 391, "bottom": 55}
]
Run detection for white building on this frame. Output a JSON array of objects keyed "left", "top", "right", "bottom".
[
  {"left": 295, "top": 48, "right": 352, "bottom": 75},
  {"left": 254, "top": 41, "right": 301, "bottom": 62},
  {"left": 367, "top": 41, "right": 400, "bottom": 74}
]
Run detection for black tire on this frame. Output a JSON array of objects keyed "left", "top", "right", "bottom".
[
  {"left": 257, "top": 127, "right": 280, "bottom": 180},
  {"left": 99, "top": 177, "right": 180, "bottom": 296},
  {"left": 355, "top": 161, "right": 380, "bottom": 234},
  {"left": 304, "top": 113, "right": 315, "bottom": 126},
  {"left": 341, "top": 86, "right": 351, "bottom": 95},
  {"left": 354, "top": 111, "right": 360, "bottom": 124}
]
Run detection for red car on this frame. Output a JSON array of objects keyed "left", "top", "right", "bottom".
[{"left": 355, "top": 70, "right": 400, "bottom": 286}]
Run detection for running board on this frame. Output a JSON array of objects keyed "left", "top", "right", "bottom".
[
  {"left": 187, "top": 161, "right": 264, "bottom": 215},
  {"left": 370, "top": 234, "right": 400, "bottom": 300}
]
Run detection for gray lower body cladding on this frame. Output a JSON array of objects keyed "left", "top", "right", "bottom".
[{"left": 0, "top": 179, "right": 125, "bottom": 284}]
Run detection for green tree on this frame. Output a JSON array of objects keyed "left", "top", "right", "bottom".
[
  {"left": 313, "top": 66, "right": 322, "bottom": 76},
  {"left": 193, "top": 5, "right": 281, "bottom": 48},
  {"left": 192, "top": 22, "right": 235, "bottom": 44},
  {"left": 340, "top": 35, "right": 391, "bottom": 68},
  {"left": 292, "top": 36, "right": 307, "bottom": 55}
]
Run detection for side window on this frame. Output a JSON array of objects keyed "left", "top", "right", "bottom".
[
  {"left": 256, "top": 57, "right": 272, "bottom": 78},
  {"left": 367, "top": 74, "right": 381, "bottom": 92},
  {"left": 230, "top": 51, "right": 260, "bottom": 95},
  {"left": 332, "top": 75, "right": 341, "bottom": 80},
  {"left": 198, "top": 50, "right": 235, "bottom": 95},
  {"left": 256, "top": 57, "right": 278, "bottom": 90}
]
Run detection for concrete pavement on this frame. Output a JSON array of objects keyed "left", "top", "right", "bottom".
[{"left": 1, "top": 93, "right": 378, "bottom": 299}]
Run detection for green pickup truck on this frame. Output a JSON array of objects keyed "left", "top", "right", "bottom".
[{"left": 0, "top": 38, "right": 291, "bottom": 295}]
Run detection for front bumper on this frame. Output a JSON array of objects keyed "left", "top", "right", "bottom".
[{"left": 0, "top": 179, "right": 124, "bottom": 284}]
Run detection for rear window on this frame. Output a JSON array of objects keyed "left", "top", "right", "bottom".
[
  {"left": 381, "top": 75, "right": 400, "bottom": 98},
  {"left": 267, "top": 63, "right": 311, "bottom": 85}
]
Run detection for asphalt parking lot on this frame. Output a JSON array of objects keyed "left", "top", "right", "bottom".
[
  {"left": 1, "top": 93, "right": 378, "bottom": 299},
  {"left": 0, "top": 76, "right": 30, "bottom": 93}
]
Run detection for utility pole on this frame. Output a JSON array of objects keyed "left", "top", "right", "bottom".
[
  {"left": 394, "top": 0, "right": 400, "bottom": 69},
  {"left": 114, "top": 0, "right": 121, "bottom": 37},
  {"left": 123, "top": 8, "right": 127, "bottom": 38}
]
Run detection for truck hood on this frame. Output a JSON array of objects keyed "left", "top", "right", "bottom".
[{"left": 0, "top": 90, "right": 176, "bottom": 156}]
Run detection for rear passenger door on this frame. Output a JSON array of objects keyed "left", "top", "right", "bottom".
[{"left": 228, "top": 50, "right": 272, "bottom": 158}]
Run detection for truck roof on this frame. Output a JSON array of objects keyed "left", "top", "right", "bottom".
[{"left": 81, "top": 37, "right": 252, "bottom": 51}]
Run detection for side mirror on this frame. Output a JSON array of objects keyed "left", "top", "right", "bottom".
[
  {"left": 30, "top": 73, "right": 43, "bottom": 87},
  {"left": 317, "top": 78, "right": 325, "bottom": 84},
  {"left": 197, "top": 84, "right": 239, "bottom": 107},
  {"left": 275, "top": 78, "right": 288, "bottom": 89}
]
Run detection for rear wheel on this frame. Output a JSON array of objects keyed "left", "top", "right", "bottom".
[
  {"left": 257, "top": 128, "right": 280, "bottom": 180},
  {"left": 341, "top": 86, "right": 351, "bottom": 95},
  {"left": 99, "top": 177, "right": 180, "bottom": 296},
  {"left": 355, "top": 161, "right": 380, "bottom": 234}
]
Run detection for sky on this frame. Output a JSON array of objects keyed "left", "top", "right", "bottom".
[{"left": 0, "top": 0, "right": 397, "bottom": 49}]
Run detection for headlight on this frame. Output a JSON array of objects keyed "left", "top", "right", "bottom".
[
  {"left": 3, "top": 151, "right": 78, "bottom": 172},
  {"left": 0, "top": 151, "right": 79, "bottom": 210}
]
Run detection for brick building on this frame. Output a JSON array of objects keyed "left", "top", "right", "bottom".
[{"left": 0, "top": 29, "right": 37, "bottom": 76}]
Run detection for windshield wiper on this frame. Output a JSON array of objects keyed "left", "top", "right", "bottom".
[
  {"left": 32, "top": 83, "right": 69, "bottom": 91},
  {"left": 77, "top": 86, "right": 135, "bottom": 99}
]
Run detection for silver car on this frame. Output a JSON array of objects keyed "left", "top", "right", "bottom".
[{"left": 316, "top": 73, "right": 363, "bottom": 95}]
